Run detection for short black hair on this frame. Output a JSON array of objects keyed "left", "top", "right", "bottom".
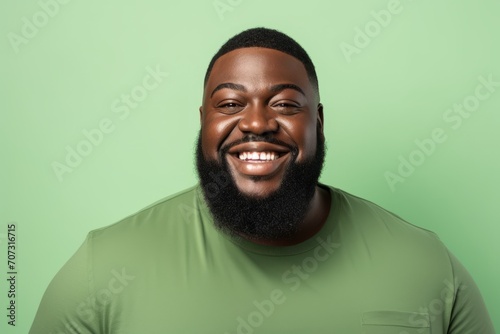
[{"left": 203, "top": 27, "right": 319, "bottom": 98}]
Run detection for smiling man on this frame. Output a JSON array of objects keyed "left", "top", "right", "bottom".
[
  {"left": 197, "top": 42, "right": 330, "bottom": 246},
  {"left": 30, "top": 28, "right": 494, "bottom": 333}
]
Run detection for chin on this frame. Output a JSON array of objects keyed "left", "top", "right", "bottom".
[{"left": 233, "top": 178, "right": 283, "bottom": 199}]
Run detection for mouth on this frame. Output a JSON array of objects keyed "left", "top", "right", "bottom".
[
  {"left": 226, "top": 142, "right": 292, "bottom": 177},
  {"left": 236, "top": 151, "right": 284, "bottom": 162}
]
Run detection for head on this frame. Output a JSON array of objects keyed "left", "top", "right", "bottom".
[
  {"left": 196, "top": 27, "right": 326, "bottom": 240},
  {"left": 203, "top": 28, "right": 320, "bottom": 101}
]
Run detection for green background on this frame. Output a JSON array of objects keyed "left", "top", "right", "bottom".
[{"left": 1, "top": 0, "right": 498, "bottom": 332}]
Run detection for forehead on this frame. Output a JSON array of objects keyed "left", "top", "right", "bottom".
[{"left": 206, "top": 47, "right": 313, "bottom": 96}]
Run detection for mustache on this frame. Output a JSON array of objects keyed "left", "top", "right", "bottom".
[{"left": 220, "top": 134, "right": 298, "bottom": 156}]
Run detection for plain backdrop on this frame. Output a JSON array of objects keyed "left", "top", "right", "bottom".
[{"left": 1, "top": 0, "right": 499, "bottom": 332}]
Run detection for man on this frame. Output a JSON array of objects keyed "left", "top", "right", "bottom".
[{"left": 30, "top": 28, "right": 494, "bottom": 333}]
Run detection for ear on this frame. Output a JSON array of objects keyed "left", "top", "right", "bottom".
[
  {"left": 199, "top": 106, "right": 203, "bottom": 124},
  {"left": 317, "top": 103, "right": 325, "bottom": 138}
]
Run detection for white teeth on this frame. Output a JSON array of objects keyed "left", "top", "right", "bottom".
[{"left": 238, "top": 152, "right": 280, "bottom": 161}]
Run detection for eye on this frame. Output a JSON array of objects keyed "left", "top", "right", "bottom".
[
  {"left": 221, "top": 102, "right": 239, "bottom": 108},
  {"left": 216, "top": 101, "right": 244, "bottom": 114},
  {"left": 275, "top": 103, "right": 295, "bottom": 108},
  {"left": 272, "top": 101, "right": 301, "bottom": 114}
]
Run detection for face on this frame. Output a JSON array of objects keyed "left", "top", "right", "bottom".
[{"left": 200, "top": 47, "right": 324, "bottom": 198}]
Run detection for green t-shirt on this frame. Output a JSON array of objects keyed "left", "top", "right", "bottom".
[{"left": 30, "top": 185, "right": 495, "bottom": 334}]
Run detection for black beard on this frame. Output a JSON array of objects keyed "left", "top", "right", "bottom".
[{"left": 195, "top": 127, "right": 325, "bottom": 241}]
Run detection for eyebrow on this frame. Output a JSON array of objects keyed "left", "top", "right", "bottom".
[
  {"left": 269, "top": 83, "right": 306, "bottom": 97},
  {"left": 210, "top": 83, "right": 247, "bottom": 97},
  {"left": 210, "top": 82, "right": 306, "bottom": 98}
]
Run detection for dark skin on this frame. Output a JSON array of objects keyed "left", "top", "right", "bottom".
[{"left": 200, "top": 47, "right": 331, "bottom": 246}]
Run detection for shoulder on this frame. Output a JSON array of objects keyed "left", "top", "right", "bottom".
[
  {"left": 90, "top": 185, "right": 199, "bottom": 238},
  {"left": 330, "top": 186, "right": 441, "bottom": 242},
  {"left": 83, "top": 185, "right": 203, "bottom": 262},
  {"left": 326, "top": 186, "right": 453, "bottom": 273}
]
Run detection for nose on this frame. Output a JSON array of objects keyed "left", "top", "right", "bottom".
[{"left": 237, "top": 105, "right": 279, "bottom": 135}]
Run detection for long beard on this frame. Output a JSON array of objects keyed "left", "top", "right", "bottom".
[{"left": 195, "top": 127, "right": 325, "bottom": 240}]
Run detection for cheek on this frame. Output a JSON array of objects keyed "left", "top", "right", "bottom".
[
  {"left": 201, "top": 115, "right": 240, "bottom": 160},
  {"left": 280, "top": 116, "right": 318, "bottom": 161},
  {"left": 298, "top": 126, "right": 318, "bottom": 161}
]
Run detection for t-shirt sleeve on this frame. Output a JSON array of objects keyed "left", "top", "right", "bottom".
[
  {"left": 447, "top": 250, "right": 496, "bottom": 334},
  {"left": 29, "top": 235, "right": 99, "bottom": 334}
]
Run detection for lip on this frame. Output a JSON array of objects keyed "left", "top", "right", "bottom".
[
  {"left": 227, "top": 142, "right": 291, "bottom": 155},
  {"left": 226, "top": 142, "right": 292, "bottom": 178}
]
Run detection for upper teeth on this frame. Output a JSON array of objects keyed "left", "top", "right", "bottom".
[{"left": 238, "top": 152, "right": 279, "bottom": 161}]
